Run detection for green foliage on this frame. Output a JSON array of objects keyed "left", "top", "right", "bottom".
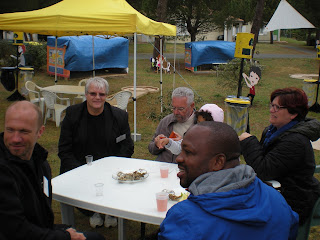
[
  {"left": 146, "top": 91, "right": 173, "bottom": 122},
  {"left": 0, "top": 40, "right": 47, "bottom": 70},
  {"left": 0, "top": 40, "right": 17, "bottom": 67},
  {"left": 24, "top": 41, "right": 47, "bottom": 70},
  {"left": 218, "top": 58, "right": 251, "bottom": 91}
]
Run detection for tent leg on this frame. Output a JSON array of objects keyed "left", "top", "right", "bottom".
[{"left": 133, "top": 32, "right": 140, "bottom": 142}]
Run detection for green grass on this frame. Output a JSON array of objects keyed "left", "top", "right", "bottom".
[{"left": 0, "top": 39, "right": 320, "bottom": 239}]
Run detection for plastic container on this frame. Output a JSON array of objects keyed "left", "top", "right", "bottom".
[
  {"left": 19, "top": 67, "right": 34, "bottom": 96},
  {"left": 302, "top": 79, "right": 318, "bottom": 107},
  {"left": 224, "top": 96, "right": 251, "bottom": 135},
  {"left": 1, "top": 67, "right": 16, "bottom": 91}
]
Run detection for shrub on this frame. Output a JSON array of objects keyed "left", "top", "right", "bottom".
[
  {"left": 0, "top": 40, "right": 17, "bottom": 67},
  {"left": 0, "top": 40, "right": 47, "bottom": 70},
  {"left": 24, "top": 41, "right": 47, "bottom": 70},
  {"left": 218, "top": 58, "right": 252, "bottom": 95}
]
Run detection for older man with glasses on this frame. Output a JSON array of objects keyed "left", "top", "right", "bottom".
[
  {"left": 58, "top": 77, "right": 134, "bottom": 228},
  {"left": 148, "top": 87, "right": 196, "bottom": 163}
]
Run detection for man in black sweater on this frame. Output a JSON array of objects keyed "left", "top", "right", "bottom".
[
  {"left": 0, "top": 101, "right": 105, "bottom": 240},
  {"left": 58, "top": 77, "right": 134, "bottom": 228}
]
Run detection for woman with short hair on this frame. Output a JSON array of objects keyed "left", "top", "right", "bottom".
[{"left": 240, "top": 87, "right": 320, "bottom": 225}]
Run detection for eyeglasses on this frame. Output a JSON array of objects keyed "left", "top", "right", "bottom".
[
  {"left": 269, "top": 103, "right": 286, "bottom": 112},
  {"left": 171, "top": 106, "right": 186, "bottom": 112},
  {"left": 87, "top": 92, "right": 106, "bottom": 97}
]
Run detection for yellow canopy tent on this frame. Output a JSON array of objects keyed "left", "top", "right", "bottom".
[
  {"left": 0, "top": 0, "right": 177, "bottom": 141},
  {"left": 0, "top": 0, "right": 176, "bottom": 36}
]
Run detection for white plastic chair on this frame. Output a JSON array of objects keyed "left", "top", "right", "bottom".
[
  {"left": 41, "top": 90, "right": 70, "bottom": 127},
  {"left": 25, "top": 81, "right": 45, "bottom": 115},
  {"left": 106, "top": 91, "right": 132, "bottom": 111},
  {"left": 73, "top": 78, "right": 88, "bottom": 104}
]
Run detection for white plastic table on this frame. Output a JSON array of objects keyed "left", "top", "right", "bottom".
[
  {"left": 52, "top": 156, "right": 182, "bottom": 240},
  {"left": 42, "top": 85, "right": 85, "bottom": 95}
]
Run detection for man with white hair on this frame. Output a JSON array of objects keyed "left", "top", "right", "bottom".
[
  {"left": 148, "top": 87, "right": 196, "bottom": 163},
  {"left": 58, "top": 77, "right": 134, "bottom": 228}
]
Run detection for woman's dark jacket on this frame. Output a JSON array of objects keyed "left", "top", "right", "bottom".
[
  {"left": 58, "top": 101, "right": 134, "bottom": 174},
  {"left": 241, "top": 118, "right": 320, "bottom": 224}
]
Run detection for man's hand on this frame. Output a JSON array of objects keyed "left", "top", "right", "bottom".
[
  {"left": 239, "top": 132, "right": 252, "bottom": 141},
  {"left": 155, "top": 134, "right": 166, "bottom": 149},
  {"left": 158, "top": 137, "right": 169, "bottom": 149},
  {"left": 66, "top": 228, "right": 86, "bottom": 240}
]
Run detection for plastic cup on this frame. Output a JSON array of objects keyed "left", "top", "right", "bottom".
[
  {"left": 95, "top": 183, "right": 104, "bottom": 197},
  {"left": 156, "top": 192, "right": 169, "bottom": 212},
  {"left": 160, "top": 164, "right": 169, "bottom": 178},
  {"left": 85, "top": 155, "right": 93, "bottom": 166}
]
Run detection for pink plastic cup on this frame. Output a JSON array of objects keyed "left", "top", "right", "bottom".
[
  {"left": 160, "top": 164, "right": 169, "bottom": 178},
  {"left": 156, "top": 192, "right": 169, "bottom": 212}
]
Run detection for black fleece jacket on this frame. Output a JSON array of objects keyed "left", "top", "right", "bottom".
[
  {"left": 0, "top": 133, "right": 71, "bottom": 240},
  {"left": 241, "top": 118, "right": 320, "bottom": 224}
]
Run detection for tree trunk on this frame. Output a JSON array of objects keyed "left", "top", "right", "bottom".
[
  {"left": 0, "top": 31, "right": 3, "bottom": 40},
  {"left": 153, "top": 0, "right": 168, "bottom": 59},
  {"left": 250, "top": 0, "right": 266, "bottom": 58},
  {"left": 270, "top": 31, "right": 273, "bottom": 44}
]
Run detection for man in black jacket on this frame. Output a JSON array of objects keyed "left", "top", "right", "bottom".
[
  {"left": 58, "top": 77, "right": 134, "bottom": 228},
  {"left": 0, "top": 101, "right": 105, "bottom": 240}
]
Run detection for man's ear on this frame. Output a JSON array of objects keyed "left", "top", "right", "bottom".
[{"left": 210, "top": 154, "right": 226, "bottom": 171}]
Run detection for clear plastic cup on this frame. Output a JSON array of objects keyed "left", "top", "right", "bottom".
[
  {"left": 156, "top": 192, "right": 169, "bottom": 212},
  {"left": 95, "top": 183, "right": 104, "bottom": 197},
  {"left": 160, "top": 164, "right": 169, "bottom": 178},
  {"left": 85, "top": 155, "right": 93, "bottom": 166}
]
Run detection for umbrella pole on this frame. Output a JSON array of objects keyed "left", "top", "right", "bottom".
[
  {"left": 173, "top": 37, "right": 176, "bottom": 90},
  {"left": 55, "top": 36, "right": 58, "bottom": 84},
  {"left": 133, "top": 32, "right": 137, "bottom": 142},
  {"left": 92, "top": 35, "right": 95, "bottom": 78},
  {"left": 237, "top": 58, "right": 245, "bottom": 98},
  {"left": 160, "top": 36, "right": 163, "bottom": 113}
]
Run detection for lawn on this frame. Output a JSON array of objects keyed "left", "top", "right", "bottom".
[{"left": 0, "top": 39, "right": 320, "bottom": 239}]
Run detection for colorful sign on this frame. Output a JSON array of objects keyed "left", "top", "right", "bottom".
[
  {"left": 234, "top": 33, "right": 254, "bottom": 59},
  {"left": 47, "top": 46, "right": 70, "bottom": 79},
  {"left": 184, "top": 48, "right": 194, "bottom": 71}
]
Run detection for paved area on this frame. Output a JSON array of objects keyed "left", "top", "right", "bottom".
[{"left": 129, "top": 44, "right": 317, "bottom": 60}]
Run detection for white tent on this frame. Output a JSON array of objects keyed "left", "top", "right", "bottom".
[{"left": 265, "top": 0, "right": 315, "bottom": 32}]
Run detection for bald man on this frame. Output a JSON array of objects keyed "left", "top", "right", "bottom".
[
  {"left": 158, "top": 121, "right": 299, "bottom": 240},
  {"left": 0, "top": 101, "right": 105, "bottom": 240}
]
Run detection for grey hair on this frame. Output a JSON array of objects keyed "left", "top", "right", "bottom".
[
  {"left": 172, "top": 87, "right": 194, "bottom": 105},
  {"left": 85, "top": 77, "right": 109, "bottom": 94}
]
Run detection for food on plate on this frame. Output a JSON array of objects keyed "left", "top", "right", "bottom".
[
  {"left": 162, "top": 189, "right": 190, "bottom": 201},
  {"left": 116, "top": 169, "right": 147, "bottom": 181}
]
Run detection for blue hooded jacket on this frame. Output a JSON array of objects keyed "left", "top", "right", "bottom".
[{"left": 159, "top": 165, "right": 298, "bottom": 240}]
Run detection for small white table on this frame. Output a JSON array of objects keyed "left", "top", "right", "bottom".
[
  {"left": 42, "top": 85, "right": 85, "bottom": 95},
  {"left": 52, "top": 157, "right": 182, "bottom": 240}
]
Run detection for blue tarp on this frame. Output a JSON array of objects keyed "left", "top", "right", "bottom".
[
  {"left": 185, "top": 41, "right": 235, "bottom": 68},
  {"left": 47, "top": 36, "right": 129, "bottom": 71}
]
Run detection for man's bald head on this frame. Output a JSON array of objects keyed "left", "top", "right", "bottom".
[
  {"left": 177, "top": 122, "right": 241, "bottom": 187},
  {"left": 196, "top": 121, "right": 241, "bottom": 162},
  {"left": 6, "top": 101, "right": 43, "bottom": 130}
]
